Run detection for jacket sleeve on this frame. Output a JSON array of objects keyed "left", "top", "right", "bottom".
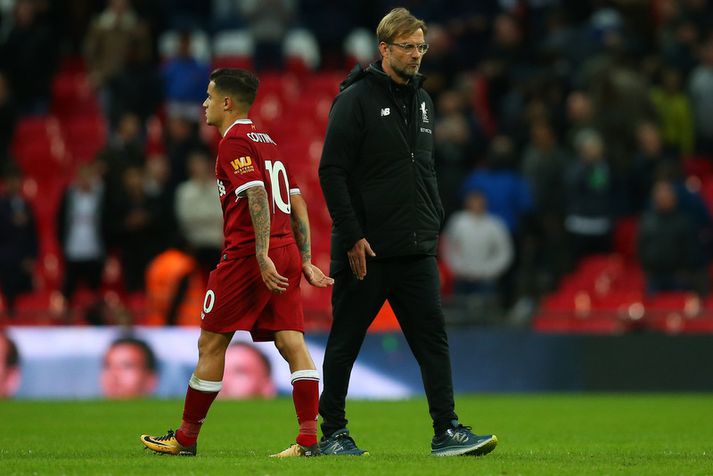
[{"left": 318, "top": 91, "right": 365, "bottom": 251}]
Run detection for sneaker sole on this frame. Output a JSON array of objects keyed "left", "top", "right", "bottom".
[
  {"left": 431, "top": 435, "right": 498, "bottom": 457},
  {"left": 320, "top": 450, "right": 370, "bottom": 456},
  {"left": 143, "top": 446, "right": 196, "bottom": 456}
]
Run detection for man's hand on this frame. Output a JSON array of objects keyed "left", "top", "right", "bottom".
[
  {"left": 302, "top": 262, "right": 334, "bottom": 288},
  {"left": 257, "top": 255, "right": 289, "bottom": 293},
  {"left": 348, "top": 238, "right": 376, "bottom": 280}
]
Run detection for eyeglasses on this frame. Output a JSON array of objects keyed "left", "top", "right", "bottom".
[{"left": 388, "top": 42, "right": 429, "bottom": 54}]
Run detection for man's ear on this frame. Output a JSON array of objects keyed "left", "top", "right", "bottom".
[
  {"left": 378, "top": 41, "right": 389, "bottom": 59},
  {"left": 223, "top": 96, "right": 233, "bottom": 112}
]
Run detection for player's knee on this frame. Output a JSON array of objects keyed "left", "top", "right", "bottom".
[
  {"left": 197, "top": 334, "right": 228, "bottom": 359},
  {"left": 274, "top": 332, "right": 304, "bottom": 359}
]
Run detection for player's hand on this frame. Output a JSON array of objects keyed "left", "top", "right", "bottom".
[
  {"left": 257, "top": 255, "right": 289, "bottom": 293},
  {"left": 347, "top": 238, "right": 376, "bottom": 280},
  {"left": 302, "top": 262, "right": 334, "bottom": 288}
]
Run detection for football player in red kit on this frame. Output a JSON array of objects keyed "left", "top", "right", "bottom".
[{"left": 141, "top": 68, "right": 333, "bottom": 458}]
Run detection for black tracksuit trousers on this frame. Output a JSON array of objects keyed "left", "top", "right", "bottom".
[{"left": 319, "top": 255, "right": 459, "bottom": 437}]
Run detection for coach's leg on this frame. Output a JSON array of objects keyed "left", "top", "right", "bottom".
[
  {"left": 177, "top": 329, "right": 234, "bottom": 446},
  {"left": 275, "top": 330, "right": 320, "bottom": 451},
  {"left": 319, "top": 264, "right": 387, "bottom": 437},
  {"left": 388, "top": 257, "right": 458, "bottom": 435}
]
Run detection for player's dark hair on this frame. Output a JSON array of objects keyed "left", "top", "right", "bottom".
[
  {"left": 109, "top": 336, "right": 157, "bottom": 372},
  {"left": 209, "top": 68, "right": 259, "bottom": 107},
  {"left": 2, "top": 333, "right": 19, "bottom": 367},
  {"left": 229, "top": 342, "right": 272, "bottom": 375}
]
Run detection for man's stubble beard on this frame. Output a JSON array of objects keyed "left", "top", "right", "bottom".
[{"left": 391, "top": 60, "right": 419, "bottom": 83}]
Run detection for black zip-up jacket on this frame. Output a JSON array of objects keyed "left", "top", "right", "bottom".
[{"left": 319, "top": 62, "right": 445, "bottom": 266}]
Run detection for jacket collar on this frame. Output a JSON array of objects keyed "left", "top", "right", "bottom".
[
  {"left": 367, "top": 61, "right": 424, "bottom": 90},
  {"left": 340, "top": 61, "right": 425, "bottom": 92}
]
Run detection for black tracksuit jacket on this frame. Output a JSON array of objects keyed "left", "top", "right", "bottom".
[{"left": 319, "top": 62, "right": 444, "bottom": 266}]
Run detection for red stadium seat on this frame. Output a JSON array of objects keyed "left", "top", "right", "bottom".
[
  {"left": 300, "top": 72, "right": 343, "bottom": 97},
  {"left": 613, "top": 217, "right": 639, "bottom": 262},
  {"left": 51, "top": 72, "right": 100, "bottom": 117},
  {"left": 12, "top": 116, "right": 62, "bottom": 144},
  {"left": 682, "top": 155, "right": 713, "bottom": 181},
  {"left": 12, "top": 139, "right": 68, "bottom": 180},
  {"left": 61, "top": 116, "right": 107, "bottom": 162},
  {"left": 700, "top": 178, "right": 713, "bottom": 215},
  {"left": 645, "top": 292, "right": 703, "bottom": 333},
  {"left": 212, "top": 56, "right": 253, "bottom": 71}
]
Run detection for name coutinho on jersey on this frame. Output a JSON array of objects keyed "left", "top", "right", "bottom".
[{"left": 246, "top": 132, "right": 277, "bottom": 145}]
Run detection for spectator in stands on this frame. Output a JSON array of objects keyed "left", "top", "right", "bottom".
[
  {"left": 56, "top": 162, "right": 108, "bottom": 306},
  {"left": 520, "top": 118, "right": 568, "bottom": 292},
  {"left": 162, "top": 30, "right": 211, "bottom": 123},
  {"left": 101, "top": 336, "right": 157, "bottom": 399},
  {"left": 564, "top": 90, "right": 597, "bottom": 152},
  {"left": 434, "top": 89, "right": 480, "bottom": 219},
  {"left": 239, "top": 0, "right": 295, "bottom": 70},
  {"left": 564, "top": 128, "right": 613, "bottom": 264},
  {"left": 144, "top": 154, "right": 177, "bottom": 247},
  {"left": 0, "top": 72, "right": 17, "bottom": 170},
  {"left": 521, "top": 119, "right": 567, "bottom": 219},
  {"left": 219, "top": 342, "right": 276, "bottom": 399},
  {"left": 106, "top": 39, "right": 163, "bottom": 129},
  {"left": 84, "top": 0, "right": 152, "bottom": 124},
  {"left": 0, "top": 331, "right": 20, "bottom": 398},
  {"left": 0, "top": 166, "right": 37, "bottom": 316},
  {"left": 658, "top": 4, "right": 701, "bottom": 76},
  {"left": 107, "top": 165, "right": 165, "bottom": 293},
  {"left": 688, "top": 37, "right": 713, "bottom": 156},
  {"left": 657, "top": 164, "right": 713, "bottom": 267},
  {"left": 479, "top": 12, "right": 534, "bottom": 134},
  {"left": 650, "top": 66, "right": 695, "bottom": 156},
  {"left": 460, "top": 135, "right": 533, "bottom": 236},
  {"left": 175, "top": 150, "right": 223, "bottom": 276},
  {"left": 631, "top": 121, "right": 678, "bottom": 213},
  {"left": 442, "top": 190, "right": 513, "bottom": 297},
  {"left": 637, "top": 180, "right": 699, "bottom": 295},
  {"left": 300, "top": 0, "right": 358, "bottom": 69},
  {"left": 164, "top": 115, "right": 205, "bottom": 191},
  {"left": 460, "top": 135, "right": 532, "bottom": 306},
  {"left": 97, "top": 112, "right": 145, "bottom": 202},
  {"left": 0, "top": 0, "right": 57, "bottom": 115},
  {"left": 144, "top": 246, "right": 204, "bottom": 326}
]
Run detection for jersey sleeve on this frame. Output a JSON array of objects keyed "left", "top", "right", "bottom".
[
  {"left": 284, "top": 160, "right": 301, "bottom": 196},
  {"left": 218, "top": 136, "right": 264, "bottom": 195}
]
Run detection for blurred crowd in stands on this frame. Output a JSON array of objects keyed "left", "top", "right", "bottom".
[{"left": 1, "top": 0, "right": 713, "bottom": 328}]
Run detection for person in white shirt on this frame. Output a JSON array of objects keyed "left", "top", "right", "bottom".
[
  {"left": 442, "top": 190, "right": 514, "bottom": 296},
  {"left": 174, "top": 150, "right": 224, "bottom": 276}
]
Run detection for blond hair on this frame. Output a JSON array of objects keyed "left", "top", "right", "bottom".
[{"left": 376, "top": 7, "right": 427, "bottom": 44}]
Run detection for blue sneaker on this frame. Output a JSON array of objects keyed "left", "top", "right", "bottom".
[
  {"left": 319, "top": 428, "right": 369, "bottom": 456},
  {"left": 431, "top": 422, "right": 497, "bottom": 457}
]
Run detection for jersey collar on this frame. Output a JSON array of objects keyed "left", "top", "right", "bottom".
[{"left": 223, "top": 118, "right": 253, "bottom": 136}]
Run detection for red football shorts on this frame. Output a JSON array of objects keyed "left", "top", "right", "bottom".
[{"left": 200, "top": 244, "right": 304, "bottom": 341}]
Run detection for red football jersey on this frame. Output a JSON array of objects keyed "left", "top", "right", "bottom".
[{"left": 215, "top": 119, "right": 299, "bottom": 259}]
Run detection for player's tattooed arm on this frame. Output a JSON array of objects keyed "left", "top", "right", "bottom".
[
  {"left": 290, "top": 194, "right": 312, "bottom": 263},
  {"left": 245, "top": 186, "right": 271, "bottom": 269},
  {"left": 246, "top": 185, "right": 289, "bottom": 293},
  {"left": 290, "top": 193, "right": 333, "bottom": 288}
]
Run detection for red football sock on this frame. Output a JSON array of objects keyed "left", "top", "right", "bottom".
[
  {"left": 176, "top": 374, "right": 221, "bottom": 446},
  {"left": 291, "top": 370, "right": 320, "bottom": 448}
]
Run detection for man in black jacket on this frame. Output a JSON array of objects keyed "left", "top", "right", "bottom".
[{"left": 318, "top": 7, "right": 497, "bottom": 457}]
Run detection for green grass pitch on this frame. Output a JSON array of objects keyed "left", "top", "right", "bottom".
[{"left": 1, "top": 394, "right": 712, "bottom": 475}]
